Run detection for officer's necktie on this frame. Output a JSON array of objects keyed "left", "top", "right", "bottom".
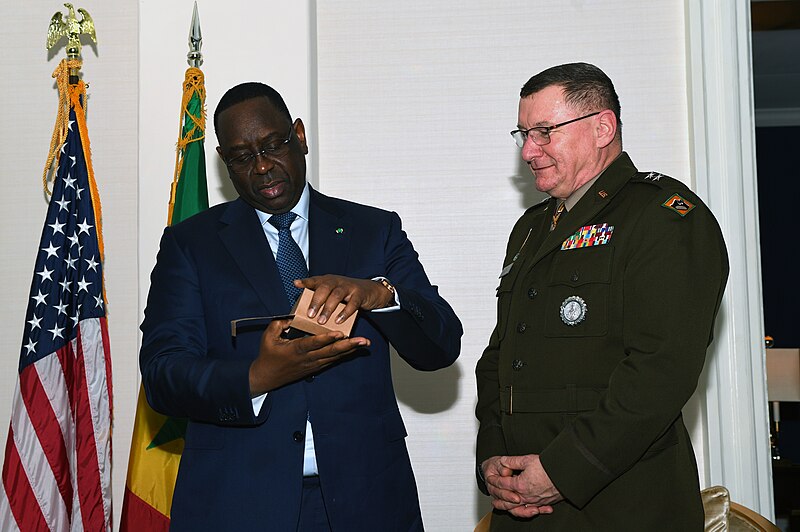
[
  {"left": 268, "top": 212, "right": 308, "bottom": 306},
  {"left": 550, "top": 202, "right": 566, "bottom": 231}
]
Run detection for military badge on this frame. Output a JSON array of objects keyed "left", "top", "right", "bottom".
[
  {"left": 662, "top": 194, "right": 695, "bottom": 216},
  {"left": 561, "top": 223, "right": 614, "bottom": 250},
  {"left": 560, "top": 296, "right": 587, "bottom": 326}
]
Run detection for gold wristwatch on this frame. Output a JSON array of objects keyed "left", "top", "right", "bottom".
[
  {"left": 376, "top": 277, "right": 395, "bottom": 295},
  {"left": 375, "top": 278, "right": 396, "bottom": 307}
]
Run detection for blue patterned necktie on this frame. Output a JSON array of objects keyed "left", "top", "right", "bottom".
[{"left": 269, "top": 212, "right": 308, "bottom": 307}]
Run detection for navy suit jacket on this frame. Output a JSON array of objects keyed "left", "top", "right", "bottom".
[{"left": 140, "top": 187, "right": 462, "bottom": 531}]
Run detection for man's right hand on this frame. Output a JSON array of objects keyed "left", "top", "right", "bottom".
[{"left": 249, "top": 318, "right": 370, "bottom": 395}]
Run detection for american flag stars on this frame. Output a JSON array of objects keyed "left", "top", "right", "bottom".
[{"left": 21, "top": 119, "right": 105, "bottom": 363}]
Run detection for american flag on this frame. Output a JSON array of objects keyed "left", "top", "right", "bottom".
[{"left": 0, "top": 89, "right": 113, "bottom": 531}]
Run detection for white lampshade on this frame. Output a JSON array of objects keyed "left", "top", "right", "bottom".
[{"left": 766, "top": 348, "right": 800, "bottom": 402}]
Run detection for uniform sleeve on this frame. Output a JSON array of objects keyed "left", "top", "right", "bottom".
[
  {"left": 539, "top": 198, "right": 729, "bottom": 507},
  {"left": 475, "top": 326, "right": 505, "bottom": 494},
  {"left": 139, "top": 227, "right": 259, "bottom": 425},
  {"left": 367, "top": 211, "right": 463, "bottom": 370}
]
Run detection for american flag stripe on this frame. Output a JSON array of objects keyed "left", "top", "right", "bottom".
[
  {"left": 4, "top": 312, "right": 112, "bottom": 531},
  {"left": 32, "top": 348, "right": 75, "bottom": 510},
  {"left": 19, "top": 359, "right": 73, "bottom": 518},
  {"left": 73, "top": 320, "right": 112, "bottom": 530},
  {"left": 2, "top": 429, "right": 44, "bottom": 532},
  {"left": 8, "top": 396, "right": 68, "bottom": 530},
  {"left": 0, "top": 469, "right": 23, "bottom": 532}
]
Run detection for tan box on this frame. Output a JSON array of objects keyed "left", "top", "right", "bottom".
[
  {"left": 230, "top": 288, "right": 358, "bottom": 338},
  {"left": 288, "top": 288, "right": 358, "bottom": 337}
]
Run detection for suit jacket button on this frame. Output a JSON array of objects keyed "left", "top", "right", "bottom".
[
  {"left": 293, "top": 431, "right": 304, "bottom": 442},
  {"left": 305, "top": 375, "right": 315, "bottom": 382},
  {"left": 512, "top": 359, "right": 526, "bottom": 371},
  {"left": 516, "top": 322, "right": 527, "bottom": 333},
  {"left": 571, "top": 271, "right": 579, "bottom": 282},
  {"left": 528, "top": 288, "right": 538, "bottom": 299}
]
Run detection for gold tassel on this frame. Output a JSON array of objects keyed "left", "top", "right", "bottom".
[
  {"left": 168, "top": 67, "right": 206, "bottom": 223},
  {"left": 42, "top": 58, "right": 82, "bottom": 196}
]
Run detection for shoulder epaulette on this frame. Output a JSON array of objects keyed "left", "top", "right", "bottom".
[
  {"left": 631, "top": 171, "right": 671, "bottom": 186},
  {"left": 631, "top": 171, "right": 701, "bottom": 217}
]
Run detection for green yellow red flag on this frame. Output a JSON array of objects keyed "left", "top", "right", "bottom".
[{"left": 120, "top": 66, "right": 208, "bottom": 532}]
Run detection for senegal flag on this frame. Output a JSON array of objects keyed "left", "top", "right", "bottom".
[{"left": 120, "top": 66, "right": 208, "bottom": 531}]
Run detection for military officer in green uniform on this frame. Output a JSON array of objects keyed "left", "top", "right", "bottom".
[{"left": 475, "top": 63, "right": 729, "bottom": 530}]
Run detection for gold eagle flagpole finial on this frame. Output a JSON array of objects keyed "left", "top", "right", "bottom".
[{"left": 46, "top": 3, "right": 97, "bottom": 83}]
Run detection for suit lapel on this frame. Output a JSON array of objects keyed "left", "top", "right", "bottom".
[
  {"left": 218, "top": 198, "right": 291, "bottom": 314},
  {"left": 528, "top": 152, "right": 638, "bottom": 267},
  {"left": 308, "top": 188, "right": 351, "bottom": 277}
]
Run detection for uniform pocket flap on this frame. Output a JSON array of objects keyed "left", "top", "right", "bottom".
[{"left": 549, "top": 246, "right": 613, "bottom": 287}]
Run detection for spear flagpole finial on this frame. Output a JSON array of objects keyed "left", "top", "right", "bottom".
[{"left": 188, "top": 1, "right": 203, "bottom": 68}]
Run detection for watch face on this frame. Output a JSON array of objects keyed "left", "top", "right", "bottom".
[{"left": 560, "top": 295, "right": 587, "bottom": 326}]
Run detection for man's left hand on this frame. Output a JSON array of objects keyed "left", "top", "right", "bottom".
[
  {"left": 493, "top": 454, "right": 563, "bottom": 517},
  {"left": 296, "top": 275, "right": 394, "bottom": 326}
]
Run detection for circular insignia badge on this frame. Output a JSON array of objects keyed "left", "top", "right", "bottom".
[{"left": 560, "top": 296, "right": 587, "bottom": 326}]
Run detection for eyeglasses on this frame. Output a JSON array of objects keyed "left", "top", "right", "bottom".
[
  {"left": 510, "top": 111, "right": 600, "bottom": 147},
  {"left": 224, "top": 124, "right": 294, "bottom": 173}
]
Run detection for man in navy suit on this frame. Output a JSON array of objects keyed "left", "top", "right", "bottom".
[{"left": 140, "top": 82, "right": 462, "bottom": 531}]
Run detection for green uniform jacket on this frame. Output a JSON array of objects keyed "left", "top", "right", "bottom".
[{"left": 475, "top": 153, "right": 729, "bottom": 531}]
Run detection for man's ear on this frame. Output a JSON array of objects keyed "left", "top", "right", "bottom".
[
  {"left": 216, "top": 146, "right": 225, "bottom": 160},
  {"left": 595, "top": 110, "right": 617, "bottom": 149},
  {"left": 294, "top": 118, "right": 309, "bottom": 155}
]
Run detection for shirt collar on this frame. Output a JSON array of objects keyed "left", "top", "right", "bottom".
[
  {"left": 256, "top": 182, "right": 311, "bottom": 226},
  {"left": 564, "top": 173, "right": 602, "bottom": 212}
]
